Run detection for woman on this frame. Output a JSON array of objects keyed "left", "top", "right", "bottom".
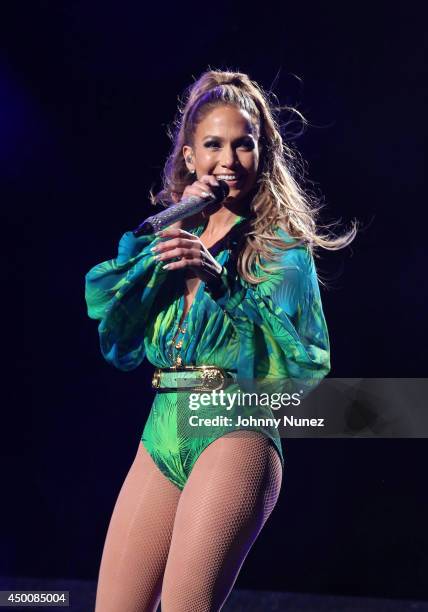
[{"left": 85, "top": 69, "right": 356, "bottom": 611}]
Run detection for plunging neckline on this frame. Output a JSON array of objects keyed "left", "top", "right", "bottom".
[
  {"left": 176, "top": 215, "right": 248, "bottom": 324},
  {"left": 177, "top": 281, "right": 204, "bottom": 328}
]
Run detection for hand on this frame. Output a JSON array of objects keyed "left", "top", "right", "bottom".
[
  {"left": 167, "top": 174, "right": 221, "bottom": 231},
  {"left": 151, "top": 227, "right": 223, "bottom": 283},
  {"left": 181, "top": 174, "right": 220, "bottom": 202}
]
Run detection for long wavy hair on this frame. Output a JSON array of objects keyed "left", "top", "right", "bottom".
[{"left": 151, "top": 68, "right": 358, "bottom": 284}]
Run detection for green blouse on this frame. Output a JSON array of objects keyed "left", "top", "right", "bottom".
[
  {"left": 85, "top": 216, "right": 330, "bottom": 383},
  {"left": 85, "top": 216, "right": 330, "bottom": 485}
]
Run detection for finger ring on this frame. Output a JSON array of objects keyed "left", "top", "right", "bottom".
[{"left": 201, "top": 191, "right": 212, "bottom": 199}]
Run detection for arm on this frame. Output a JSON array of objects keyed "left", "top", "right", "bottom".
[
  {"left": 84, "top": 231, "right": 167, "bottom": 370},
  {"left": 204, "top": 243, "right": 331, "bottom": 385}
]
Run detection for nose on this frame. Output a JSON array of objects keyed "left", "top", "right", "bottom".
[{"left": 220, "top": 144, "right": 238, "bottom": 169}]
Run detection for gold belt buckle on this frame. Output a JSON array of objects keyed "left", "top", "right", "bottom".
[
  {"left": 198, "top": 365, "right": 226, "bottom": 391},
  {"left": 152, "top": 365, "right": 227, "bottom": 392}
]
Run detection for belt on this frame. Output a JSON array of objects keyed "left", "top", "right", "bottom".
[{"left": 152, "top": 365, "right": 236, "bottom": 392}]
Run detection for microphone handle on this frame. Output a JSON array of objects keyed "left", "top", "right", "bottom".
[
  {"left": 132, "top": 180, "right": 229, "bottom": 237},
  {"left": 132, "top": 195, "right": 213, "bottom": 237}
]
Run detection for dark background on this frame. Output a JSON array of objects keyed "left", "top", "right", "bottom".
[{"left": 1, "top": 0, "right": 427, "bottom": 602}]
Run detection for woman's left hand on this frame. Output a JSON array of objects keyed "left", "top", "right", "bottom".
[{"left": 151, "top": 228, "right": 222, "bottom": 283}]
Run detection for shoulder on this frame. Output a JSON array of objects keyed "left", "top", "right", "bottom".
[
  {"left": 251, "top": 225, "right": 316, "bottom": 294},
  {"left": 251, "top": 228, "right": 320, "bottom": 318},
  {"left": 260, "top": 225, "right": 313, "bottom": 274}
]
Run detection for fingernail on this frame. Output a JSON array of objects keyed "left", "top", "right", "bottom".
[
  {"left": 162, "top": 263, "right": 170, "bottom": 270},
  {"left": 155, "top": 230, "right": 164, "bottom": 237}
]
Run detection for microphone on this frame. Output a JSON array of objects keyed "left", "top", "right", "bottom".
[{"left": 132, "top": 180, "right": 229, "bottom": 237}]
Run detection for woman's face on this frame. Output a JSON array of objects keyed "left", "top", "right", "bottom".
[{"left": 183, "top": 104, "right": 260, "bottom": 204}]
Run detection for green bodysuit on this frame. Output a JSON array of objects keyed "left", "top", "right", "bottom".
[{"left": 84, "top": 216, "right": 330, "bottom": 490}]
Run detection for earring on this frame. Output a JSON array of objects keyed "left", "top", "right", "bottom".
[{"left": 186, "top": 156, "right": 195, "bottom": 175}]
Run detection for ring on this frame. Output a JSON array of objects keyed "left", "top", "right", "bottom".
[{"left": 201, "top": 191, "right": 212, "bottom": 199}]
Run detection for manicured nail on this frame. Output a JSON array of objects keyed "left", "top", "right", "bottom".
[
  {"left": 155, "top": 231, "right": 164, "bottom": 237},
  {"left": 162, "top": 263, "right": 171, "bottom": 270}
]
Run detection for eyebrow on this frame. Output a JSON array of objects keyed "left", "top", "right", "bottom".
[{"left": 202, "top": 134, "right": 255, "bottom": 141}]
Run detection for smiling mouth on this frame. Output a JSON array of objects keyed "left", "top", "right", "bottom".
[{"left": 215, "top": 174, "right": 243, "bottom": 184}]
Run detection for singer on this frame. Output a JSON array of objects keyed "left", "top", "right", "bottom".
[{"left": 85, "top": 69, "right": 356, "bottom": 611}]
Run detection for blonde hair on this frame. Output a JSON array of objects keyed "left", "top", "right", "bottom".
[{"left": 151, "top": 68, "right": 358, "bottom": 284}]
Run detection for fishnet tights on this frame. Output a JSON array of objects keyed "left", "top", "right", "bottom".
[
  {"left": 94, "top": 431, "right": 283, "bottom": 612},
  {"left": 94, "top": 441, "right": 180, "bottom": 612}
]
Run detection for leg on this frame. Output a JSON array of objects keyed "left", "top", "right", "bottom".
[
  {"left": 161, "top": 431, "right": 283, "bottom": 612},
  {"left": 95, "top": 441, "right": 181, "bottom": 612}
]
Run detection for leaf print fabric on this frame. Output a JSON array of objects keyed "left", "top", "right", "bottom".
[{"left": 84, "top": 216, "right": 331, "bottom": 484}]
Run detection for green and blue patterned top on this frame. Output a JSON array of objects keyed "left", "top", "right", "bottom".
[
  {"left": 84, "top": 215, "right": 330, "bottom": 487},
  {"left": 85, "top": 216, "right": 330, "bottom": 377}
]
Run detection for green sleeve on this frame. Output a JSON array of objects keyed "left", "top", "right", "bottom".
[{"left": 84, "top": 231, "right": 167, "bottom": 371}]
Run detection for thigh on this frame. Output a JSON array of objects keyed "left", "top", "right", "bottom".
[
  {"left": 95, "top": 441, "right": 181, "bottom": 612},
  {"left": 161, "top": 431, "right": 283, "bottom": 611}
]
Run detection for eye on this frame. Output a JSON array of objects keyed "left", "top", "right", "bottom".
[
  {"left": 239, "top": 139, "right": 255, "bottom": 150},
  {"left": 204, "top": 140, "right": 220, "bottom": 149}
]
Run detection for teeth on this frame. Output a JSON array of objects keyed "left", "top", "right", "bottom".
[{"left": 217, "top": 175, "right": 238, "bottom": 180}]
